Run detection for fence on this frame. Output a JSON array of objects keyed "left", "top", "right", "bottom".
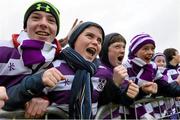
[
  {"left": 0, "top": 96, "right": 180, "bottom": 119},
  {"left": 0, "top": 106, "right": 68, "bottom": 119},
  {"left": 95, "top": 96, "right": 180, "bottom": 119}
]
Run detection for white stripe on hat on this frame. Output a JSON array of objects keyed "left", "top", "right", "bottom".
[{"left": 131, "top": 36, "right": 153, "bottom": 52}]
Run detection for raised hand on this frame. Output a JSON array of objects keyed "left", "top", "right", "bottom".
[
  {"left": 59, "top": 18, "right": 83, "bottom": 47},
  {"left": 113, "top": 65, "right": 128, "bottom": 87}
]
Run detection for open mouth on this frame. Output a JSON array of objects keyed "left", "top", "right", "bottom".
[
  {"left": 118, "top": 56, "right": 123, "bottom": 61},
  {"left": 86, "top": 48, "right": 96, "bottom": 56}
]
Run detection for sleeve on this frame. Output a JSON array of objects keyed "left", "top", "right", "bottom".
[
  {"left": 135, "top": 87, "right": 149, "bottom": 100},
  {"left": 3, "top": 72, "right": 45, "bottom": 111},
  {"left": 98, "top": 78, "right": 134, "bottom": 107},
  {"left": 155, "top": 78, "right": 180, "bottom": 97}
]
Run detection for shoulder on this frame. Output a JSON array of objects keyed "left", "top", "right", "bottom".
[
  {"left": 0, "top": 39, "right": 14, "bottom": 47},
  {"left": 95, "top": 64, "right": 112, "bottom": 79}
]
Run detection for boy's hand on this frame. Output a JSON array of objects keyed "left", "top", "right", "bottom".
[
  {"left": 141, "top": 82, "right": 158, "bottom": 94},
  {"left": 0, "top": 86, "right": 8, "bottom": 109},
  {"left": 176, "top": 75, "right": 180, "bottom": 85},
  {"left": 25, "top": 97, "right": 49, "bottom": 118},
  {"left": 42, "top": 68, "right": 65, "bottom": 88},
  {"left": 113, "top": 65, "right": 128, "bottom": 87},
  {"left": 127, "top": 80, "right": 139, "bottom": 98}
]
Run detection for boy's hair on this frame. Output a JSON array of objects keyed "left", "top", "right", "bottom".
[
  {"left": 163, "top": 48, "right": 178, "bottom": 63},
  {"left": 108, "top": 34, "right": 126, "bottom": 46}
]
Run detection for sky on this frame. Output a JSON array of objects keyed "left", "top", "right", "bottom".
[{"left": 0, "top": 0, "right": 179, "bottom": 60}]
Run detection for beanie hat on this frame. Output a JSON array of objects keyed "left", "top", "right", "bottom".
[
  {"left": 128, "top": 33, "right": 155, "bottom": 59},
  {"left": 68, "top": 21, "right": 105, "bottom": 48},
  {"left": 152, "top": 52, "right": 165, "bottom": 61},
  {"left": 23, "top": 0, "right": 60, "bottom": 35},
  {"left": 100, "top": 33, "right": 121, "bottom": 67}
]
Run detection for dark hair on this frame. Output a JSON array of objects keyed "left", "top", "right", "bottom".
[
  {"left": 68, "top": 22, "right": 105, "bottom": 49},
  {"left": 163, "top": 48, "right": 178, "bottom": 63},
  {"left": 108, "top": 34, "right": 126, "bottom": 46}
]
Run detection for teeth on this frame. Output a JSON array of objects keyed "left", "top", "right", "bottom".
[
  {"left": 86, "top": 48, "right": 96, "bottom": 56},
  {"left": 36, "top": 31, "right": 49, "bottom": 36}
]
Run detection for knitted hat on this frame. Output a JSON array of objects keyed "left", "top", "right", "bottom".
[
  {"left": 152, "top": 52, "right": 165, "bottom": 61},
  {"left": 68, "top": 21, "right": 105, "bottom": 48},
  {"left": 23, "top": 0, "right": 60, "bottom": 35},
  {"left": 100, "top": 33, "right": 126, "bottom": 67},
  {"left": 128, "top": 33, "right": 155, "bottom": 59}
]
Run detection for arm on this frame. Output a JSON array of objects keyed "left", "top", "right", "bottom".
[
  {"left": 155, "top": 78, "right": 180, "bottom": 97},
  {"left": 98, "top": 79, "right": 134, "bottom": 107},
  {"left": 59, "top": 18, "right": 83, "bottom": 47},
  {"left": 3, "top": 68, "right": 65, "bottom": 111},
  {"left": 3, "top": 72, "right": 45, "bottom": 110}
]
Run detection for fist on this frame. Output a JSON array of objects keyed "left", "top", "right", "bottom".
[
  {"left": 113, "top": 65, "right": 128, "bottom": 87},
  {"left": 127, "top": 80, "right": 139, "bottom": 98},
  {"left": 42, "top": 68, "right": 65, "bottom": 88},
  {"left": 141, "top": 82, "right": 158, "bottom": 94}
]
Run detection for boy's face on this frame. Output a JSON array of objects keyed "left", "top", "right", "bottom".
[
  {"left": 25, "top": 11, "right": 57, "bottom": 43},
  {"left": 154, "top": 56, "right": 166, "bottom": 68},
  {"left": 135, "top": 43, "right": 155, "bottom": 63},
  {"left": 108, "top": 41, "right": 125, "bottom": 67},
  {"left": 74, "top": 26, "right": 103, "bottom": 62},
  {"left": 173, "top": 51, "right": 180, "bottom": 64}
]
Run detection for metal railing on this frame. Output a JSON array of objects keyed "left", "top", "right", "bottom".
[
  {"left": 95, "top": 96, "right": 180, "bottom": 120},
  {"left": 0, "top": 106, "right": 68, "bottom": 119},
  {"left": 1, "top": 97, "right": 180, "bottom": 119}
]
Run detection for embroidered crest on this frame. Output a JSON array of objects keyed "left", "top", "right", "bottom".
[{"left": 97, "top": 78, "right": 106, "bottom": 91}]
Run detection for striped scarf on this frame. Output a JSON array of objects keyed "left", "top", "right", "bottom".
[
  {"left": 61, "top": 47, "right": 99, "bottom": 119},
  {"left": 0, "top": 31, "right": 59, "bottom": 87},
  {"left": 129, "top": 57, "right": 157, "bottom": 86},
  {"left": 17, "top": 31, "right": 58, "bottom": 71}
]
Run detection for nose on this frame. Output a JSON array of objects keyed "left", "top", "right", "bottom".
[
  {"left": 91, "top": 38, "right": 99, "bottom": 46},
  {"left": 39, "top": 17, "right": 48, "bottom": 29},
  {"left": 120, "top": 47, "right": 125, "bottom": 53},
  {"left": 148, "top": 49, "right": 154, "bottom": 55}
]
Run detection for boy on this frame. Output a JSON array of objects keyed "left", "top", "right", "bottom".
[
  {"left": 124, "top": 33, "right": 180, "bottom": 119},
  {"left": 99, "top": 33, "right": 139, "bottom": 119},
  {"left": 1, "top": 0, "right": 61, "bottom": 118}
]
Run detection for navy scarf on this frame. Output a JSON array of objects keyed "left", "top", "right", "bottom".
[{"left": 61, "top": 47, "right": 99, "bottom": 119}]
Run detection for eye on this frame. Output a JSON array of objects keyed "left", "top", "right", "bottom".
[
  {"left": 115, "top": 45, "right": 120, "bottom": 49},
  {"left": 86, "top": 33, "right": 93, "bottom": 38},
  {"left": 97, "top": 38, "right": 102, "bottom": 44},
  {"left": 143, "top": 47, "right": 149, "bottom": 51},
  {"left": 48, "top": 17, "right": 56, "bottom": 24},
  {"left": 31, "top": 15, "right": 40, "bottom": 21}
]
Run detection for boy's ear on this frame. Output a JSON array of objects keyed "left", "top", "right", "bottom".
[{"left": 24, "top": 28, "right": 27, "bottom": 32}]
